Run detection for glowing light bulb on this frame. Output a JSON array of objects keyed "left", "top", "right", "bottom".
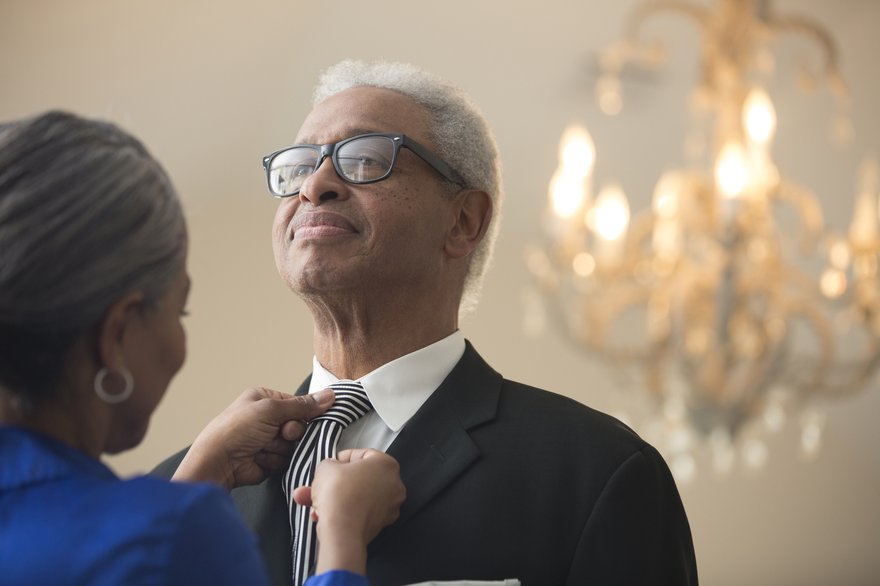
[
  {"left": 549, "top": 168, "right": 587, "bottom": 218},
  {"left": 592, "top": 183, "right": 630, "bottom": 241},
  {"left": 558, "top": 125, "right": 596, "bottom": 179},
  {"left": 588, "top": 183, "right": 630, "bottom": 266},
  {"left": 715, "top": 142, "right": 751, "bottom": 198},
  {"left": 652, "top": 171, "right": 684, "bottom": 219},
  {"left": 743, "top": 87, "right": 777, "bottom": 145}
]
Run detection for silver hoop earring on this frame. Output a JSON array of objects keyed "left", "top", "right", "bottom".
[{"left": 94, "top": 367, "right": 134, "bottom": 404}]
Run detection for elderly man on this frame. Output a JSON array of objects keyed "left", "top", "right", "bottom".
[{"left": 157, "top": 60, "right": 697, "bottom": 586}]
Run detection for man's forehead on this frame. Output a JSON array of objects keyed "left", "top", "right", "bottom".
[
  {"left": 295, "top": 86, "right": 430, "bottom": 144},
  {"left": 295, "top": 126, "right": 381, "bottom": 145}
]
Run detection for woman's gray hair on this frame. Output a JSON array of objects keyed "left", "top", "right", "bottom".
[
  {"left": 314, "top": 60, "right": 503, "bottom": 315},
  {"left": 0, "top": 111, "right": 186, "bottom": 408}
]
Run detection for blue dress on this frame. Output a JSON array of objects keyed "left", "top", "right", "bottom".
[{"left": 0, "top": 426, "right": 368, "bottom": 586}]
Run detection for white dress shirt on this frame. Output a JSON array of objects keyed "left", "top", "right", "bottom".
[{"left": 307, "top": 330, "right": 466, "bottom": 452}]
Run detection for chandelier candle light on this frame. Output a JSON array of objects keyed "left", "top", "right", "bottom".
[{"left": 528, "top": 0, "right": 879, "bottom": 481}]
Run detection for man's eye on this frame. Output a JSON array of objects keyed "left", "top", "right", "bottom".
[
  {"left": 344, "top": 148, "right": 389, "bottom": 167},
  {"left": 355, "top": 155, "right": 381, "bottom": 167},
  {"left": 292, "top": 163, "right": 314, "bottom": 177}
]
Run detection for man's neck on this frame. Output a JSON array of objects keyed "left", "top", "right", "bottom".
[
  {"left": 302, "top": 275, "right": 463, "bottom": 379},
  {"left": 313, "top": 327, "right": 457, "bottom": 380},
  {"left": 309, "top": 303, "right": 458, "bottom": 380}
]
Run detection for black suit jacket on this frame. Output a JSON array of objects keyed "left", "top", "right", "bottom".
[{"left": 154, "top": 342, "right": 697, "bottom": 585}]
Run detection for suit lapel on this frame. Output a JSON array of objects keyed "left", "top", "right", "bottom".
[
  {"left": 295, "top": 343, "right": 503, "bottom": 553},
  {"left": 369, "top": 341, "right": 503, "bottom": 551}
]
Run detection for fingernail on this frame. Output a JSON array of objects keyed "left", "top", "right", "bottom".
[{"left": 313, "top": 389, "right": 334, "bottom": 404}]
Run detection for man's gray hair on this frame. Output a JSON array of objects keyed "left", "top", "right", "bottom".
[
  {"left": 314, "top": 60, "right": 503, "bottom": 314},
  {"left": 0, "top": 111, "right": 186, "bottom": 406}
]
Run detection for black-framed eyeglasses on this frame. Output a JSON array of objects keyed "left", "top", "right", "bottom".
[{"left": 261, "top": 132, "right": 464, "bottom": 198}]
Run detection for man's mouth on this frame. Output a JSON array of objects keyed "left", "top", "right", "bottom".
[{"left": 291, "top": 212, "right": 357, "bottom": 241}]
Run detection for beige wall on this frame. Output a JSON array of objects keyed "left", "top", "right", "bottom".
[{"left": 2, "top": 1, "right": 879, "bottom": 584}]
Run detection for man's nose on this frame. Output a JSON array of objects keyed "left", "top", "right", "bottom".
[{"left": 298, "top": 156, "right": 349, "bottom": 205}]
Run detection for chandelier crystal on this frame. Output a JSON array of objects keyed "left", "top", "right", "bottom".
[{"left": 528, "top": 0, "right": 879, "bottom": 481}]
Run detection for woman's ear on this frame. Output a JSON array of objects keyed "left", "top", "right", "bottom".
[
  {"left": 96, "top": 292, "right": 144, "bottom": 369},
  {"left": 445, "top": 189, "right": 493, "bottom": 260}
]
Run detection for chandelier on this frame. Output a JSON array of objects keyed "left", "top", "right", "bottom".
[{"left": 527, "top": 0, "right": 879, "bottom": 481}]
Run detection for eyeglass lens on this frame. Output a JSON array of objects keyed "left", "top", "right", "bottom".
[{"left": 268, "top": 135, "right": 397, "bottom": 196}]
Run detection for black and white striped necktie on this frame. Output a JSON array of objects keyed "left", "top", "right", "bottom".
[{"left": 283, "top": 380, "right": 372, "bottom": 586}]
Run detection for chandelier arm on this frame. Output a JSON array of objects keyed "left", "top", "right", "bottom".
[
  {"left": 545, "top": 281, "right": 660, "bottom": 397},
  {"left": 597, "top": 0, "right": 711, "bottom": 74},
  {"left": 822, "top": 351, "right": 880, "bottom": 393},
  {"left": 726, "top": 264, "right": 836, "bottom": 392},
  {"left": 785, "top": 307, "right": 880, "bottom": 394},
  {"left": 777, "top": 276, "right": 874, "bottom": 392},
  {"left": 624, "top": 0, "right": 710, "bottom": 43},
  {"left": 774, "top": 288, "right": 836, "bottom": 389},
  {"left": 734, "top": 358, "right": 779, "bottom": 427},
  {"left": 764, "top": 12, "right": 848, "bottom": 99},
  {"left": 776, "top": 264, "right": 821, "bottom": 299},
  {"left": 772, "top": 180, "right": 825, "bottom": 252},
  {"left": 586, "top": 284, "right": 655, "bottom": 359},
  {"left": 544, "top": 280, "right": 592, "bottom": 351},
  {"left": 628, "top": 209, "right": 658, "bottom": 251}
]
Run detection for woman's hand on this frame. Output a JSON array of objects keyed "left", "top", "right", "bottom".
[
  {"left": 172, "top": 387, "right": 334, "bottom": 489},
  {"left": 293, "top": 449, "right": 406, "bottom": 575}
]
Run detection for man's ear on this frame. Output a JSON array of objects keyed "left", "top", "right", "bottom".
[
  {"left": 445, "top": 189, "right": 492, "bottom": 260},
  {"left": 96, "top": 291, "right": 145, "bottom": 369}
]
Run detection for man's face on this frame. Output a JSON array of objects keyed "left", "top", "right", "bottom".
[{"left": 272, "top": 86, "right": 458, "bottom": 304}]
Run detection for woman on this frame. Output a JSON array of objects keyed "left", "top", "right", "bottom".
[{"left": 0, "top": 111, "right": 402, "bottom": 585}]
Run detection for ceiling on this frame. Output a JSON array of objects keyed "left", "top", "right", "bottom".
[{"left": 2, "top": 1, "right": 878, "bottom": 584}]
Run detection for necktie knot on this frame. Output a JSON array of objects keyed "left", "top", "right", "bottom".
[{"left": 313, "top": 380, "right": 371, "bottom": 428}]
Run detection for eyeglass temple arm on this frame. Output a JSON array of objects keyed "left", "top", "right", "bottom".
[{"left": 400, "top": 138, "right": 465, "bottom": 186}]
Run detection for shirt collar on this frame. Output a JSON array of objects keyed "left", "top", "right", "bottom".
[{"left": 309, "top": 330, "right": 465, "bottom": 432}]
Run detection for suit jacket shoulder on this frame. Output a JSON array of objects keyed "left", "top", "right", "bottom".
[{"left": 364, "top": 341, "right": 697, "bottom": 585}]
